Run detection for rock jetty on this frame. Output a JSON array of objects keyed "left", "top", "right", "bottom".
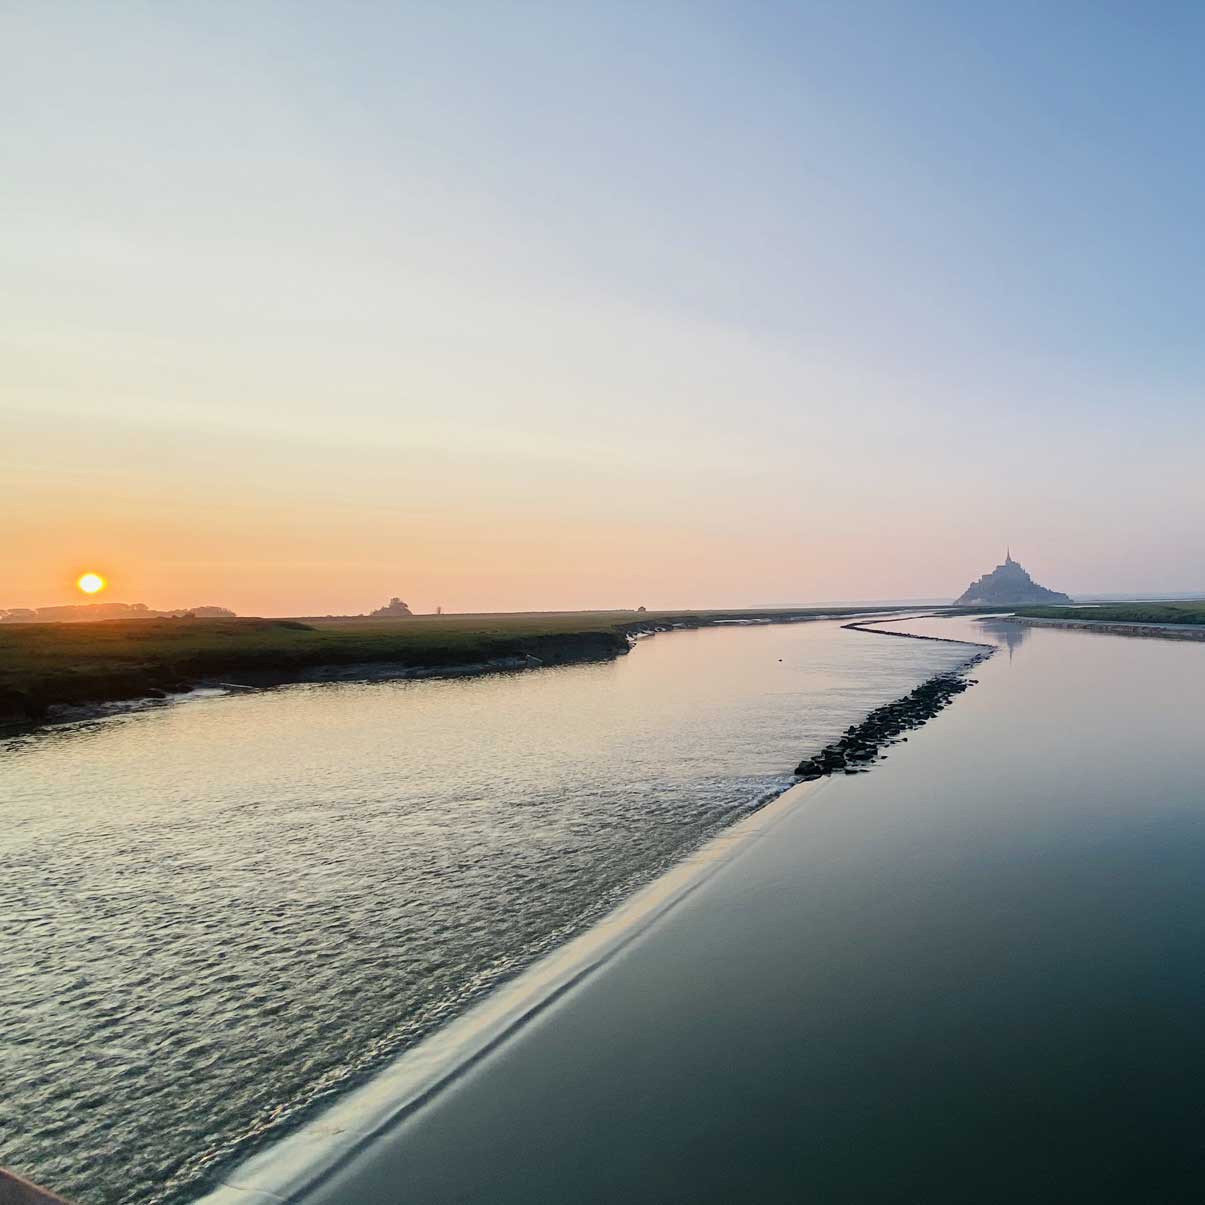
[{"left": 794, "top": 652, "right": 991, "bottom": 780}]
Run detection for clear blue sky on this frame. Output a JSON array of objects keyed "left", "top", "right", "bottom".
[{"left": 3, "top": 2, "right": 1203, "bottom": 611}]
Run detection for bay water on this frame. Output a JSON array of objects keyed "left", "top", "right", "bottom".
[{"left": 2, "top": 619, "right": 972, "bottom": 1204}]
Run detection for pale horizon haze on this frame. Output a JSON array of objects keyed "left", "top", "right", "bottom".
[{"left": 4, "top": 2, "right": 1204, "bottom": 615}]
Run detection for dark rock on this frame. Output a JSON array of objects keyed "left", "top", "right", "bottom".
[
  {"left": 793, "top": 651, "right": 993, "bottom": 781},
  {"left": 0, "top": 689, "right": 34, "bottom": 722}
]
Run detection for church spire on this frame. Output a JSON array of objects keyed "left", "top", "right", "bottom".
[{"left": 1006, "top": 546, "right": 1013, "bottom": 564}]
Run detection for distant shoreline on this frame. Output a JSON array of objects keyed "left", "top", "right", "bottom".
[
  {"left": 0, "top": 606, "right": 935, "bottom": 731},
  {"left": 10, "top": 601, "right": 1204, "bottom": 733},
  {"left": 1007, "top": 616, "right": 1205, "bottom": 641}
]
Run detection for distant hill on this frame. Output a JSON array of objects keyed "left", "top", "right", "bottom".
[
  {"left": 955, "top": 553, "right": 1070, "bottom": 606},
  {"left": 369, "top": 597, "right": 414, "bottom": 617},
  {"left": 0, "top": 603, "right": 235, "bottom": 623}
]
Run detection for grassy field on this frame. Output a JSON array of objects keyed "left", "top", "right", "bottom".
[
  {"left": 0, "top": 606, "right": 908, "bottom": 721},
  {"left": 1015, "top": 602, "right": 1205, "bottom": 626}
]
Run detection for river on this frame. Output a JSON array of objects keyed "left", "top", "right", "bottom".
[
  {"left": 1, "top": 618, "right": 972, "bottom": 1204},
  {"left": 277, "top": 613, "right": 1205, "bottom": 1205}
]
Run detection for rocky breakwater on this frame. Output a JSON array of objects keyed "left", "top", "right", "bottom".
[{"left": 793, "top": 652, "right": 992, "bottom": 781}]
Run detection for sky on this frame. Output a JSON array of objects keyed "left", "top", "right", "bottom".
[{"left": 4, "top": 1, "right": 1204, "bottom": 614}]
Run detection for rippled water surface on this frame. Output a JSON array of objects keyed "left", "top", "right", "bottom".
[{"left": 1, "top": 620, "right": 973, "bottom": 1204}]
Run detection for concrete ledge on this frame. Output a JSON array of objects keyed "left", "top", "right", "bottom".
[{"left": 0, "top": 1168, "right": 73, "bottom": 1205}]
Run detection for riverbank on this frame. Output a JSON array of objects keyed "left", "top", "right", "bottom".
[
  {"left": 1008, "top": 615, "right": 1205, "bottom": 640},
  {"left": 1015, "top": 601, "right": 1205, "bottom": 625},
  {"left": 262, "top": 614, "right": 1205, "bottom": 1205},
  {"left": 0, "top": 606, "right": 917, "bottom": 727}
]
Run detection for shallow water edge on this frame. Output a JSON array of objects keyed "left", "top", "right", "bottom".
[{"left": 195, "top": 630, "right": 991, "bottom": 1204}]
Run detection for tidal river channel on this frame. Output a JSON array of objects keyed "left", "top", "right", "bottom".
[
  {"left": 2, "top": 618, "right": 972, "bottom": 1204},
  {"left": 287, "top": 614, "right": 1205, "bottom": 1205}
]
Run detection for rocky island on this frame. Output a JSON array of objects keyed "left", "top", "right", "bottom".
[{"left": 955, "top": 551, "right": 1071, "bottom": 606}]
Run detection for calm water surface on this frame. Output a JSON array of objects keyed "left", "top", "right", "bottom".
[
  {"left": 1, "top": 620, "right": 971, "bottom": 1204},
  {"left": 307, "top": 615, "right": 1205, "bottom": 1205}
]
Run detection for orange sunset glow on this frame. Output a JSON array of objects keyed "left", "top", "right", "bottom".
[{"left": 2, "top": 8, "right": 1204, "bottom": 620}]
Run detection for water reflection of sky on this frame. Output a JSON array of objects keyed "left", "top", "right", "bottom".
[
  {"left": 974, "top": 617, "right": 1031, "bottom": 660},
  {"left": 860, "top": 613, "right": 1031, "bottom": 662},
  {"left": 0, "top": 619, "right": 970, "bottom": 1205}
]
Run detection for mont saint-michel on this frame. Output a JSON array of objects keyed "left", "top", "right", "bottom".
[{"left": 955, "top": 551, "right": 1071, "bottom": 606}]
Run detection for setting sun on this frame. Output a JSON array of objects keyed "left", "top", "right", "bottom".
[{"left": 77, "top": 572, "right": 107, "bottom": 595}]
